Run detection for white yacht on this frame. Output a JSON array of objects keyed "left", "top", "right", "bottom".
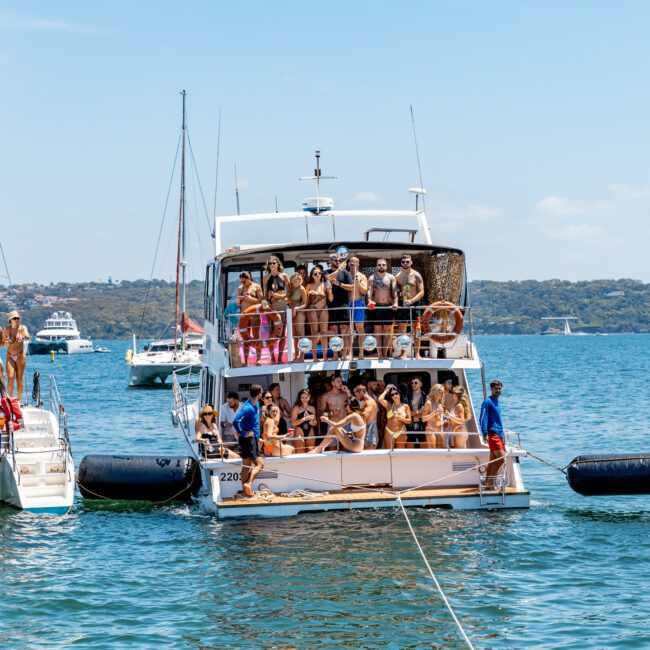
[
  {"left": 126, "top": 91, "right": 203, "bottom": 387},
  {"left": 172, "top": 154, "right": 530, "bottom": 519},
  {"left": 28, "top": 311, "right": 93, "bottom": 355},
  {"left": 0, "top": 376, "right": 75, "bottom": 514}
]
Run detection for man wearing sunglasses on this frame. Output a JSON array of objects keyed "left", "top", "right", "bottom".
[
  {"left": 395, "top": 254, "right": 425, "bottom": 359},
  {"left": 366, "top": 258, "right": 398, "bottom": 359},
  {"left": 324, "top": 254, "right": 353, "bottom": 360}
]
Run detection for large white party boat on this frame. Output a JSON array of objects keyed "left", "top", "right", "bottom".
[
  {"left": 173, "top": 156, "right": 530, "bottom": 519},
  {"left": 28, "top": 312, "right": 93, "bottom": 355},
  {"left": 0, "top": 375, "right": 75, "bottom": 514}
]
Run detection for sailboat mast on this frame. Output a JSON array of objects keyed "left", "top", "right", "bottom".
[{"left": 180, "top": 90, "right": 187, "bottom": 347}]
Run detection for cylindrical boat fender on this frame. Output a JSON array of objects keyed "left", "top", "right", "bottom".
[
  {"left": 78, "top": 455, "right": 202, "bottom": 502},
  {"left": 566, "top": 453, "right": 650, "bottom": 496}
]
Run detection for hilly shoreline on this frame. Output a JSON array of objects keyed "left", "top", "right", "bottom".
[{"left": 1, "top": 278, "right": 648, "bottom": 338}]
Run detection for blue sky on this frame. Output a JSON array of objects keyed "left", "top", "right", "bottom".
[{"left": 1, "top": 1, "right": 649, "bottom": 284}]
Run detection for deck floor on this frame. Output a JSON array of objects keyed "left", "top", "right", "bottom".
[{"left": 220, "top": 485, "right": 528, "bottom": 509}]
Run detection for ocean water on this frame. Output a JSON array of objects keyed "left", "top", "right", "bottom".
[{"left": 1, "top": 335, "right": 649, "bottom": 649}]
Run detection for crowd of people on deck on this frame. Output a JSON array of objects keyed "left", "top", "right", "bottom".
[
  {"left": 194, "top": 373, "right": 474, "bottom": 462},
  {"left": 0, "top": 310, "right": 30, "bottom": 400},
  {"left": 234, "top": 252, "right": 428, "bottom": 364}
]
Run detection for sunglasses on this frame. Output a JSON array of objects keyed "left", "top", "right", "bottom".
[
  {"left": 401, "top": 260, "right": 411, "bottom": 265},
  {"left": 263, "top": 395, "right": 273, "bottom": 399},
  {"left": 410, "top": 381, "right": 420, "bottom": 385},
  {"left": 313, "top": 271, "right": 322, "bottom": 276}
]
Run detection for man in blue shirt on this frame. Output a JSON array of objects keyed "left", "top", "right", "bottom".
[
  {"left": 233, "top": 384, "right": 264, "bottom": 497},
  {"left": 479, "top": 380, "right": 505, "bottom": 489}
]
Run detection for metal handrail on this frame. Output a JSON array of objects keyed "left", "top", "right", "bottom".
[
  {"left": 222, "top": 303, "right": 473, "bottom": 367},
  {"left": 172, "top": 370, "right": 199, "bottom": 457},
  {"left": 48, "top": 375, "right": 71, "bottom": 476}
]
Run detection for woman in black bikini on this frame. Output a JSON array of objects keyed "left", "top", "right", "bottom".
[
  {"left": 262, "top": 255, "right": 290, "bottom": 364},
  {"left": 291, "top": 389, "right": 316, "bottom": 451},
  {"left": 3, "top": 311, "right": 30, "bottom": 399},
  {"left": 305, "top": 266, "right": 333, "bottom": 360}
]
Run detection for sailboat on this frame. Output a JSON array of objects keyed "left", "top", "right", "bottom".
[{"left": 126, "top": 91, "right": 204, "bottom": 387}]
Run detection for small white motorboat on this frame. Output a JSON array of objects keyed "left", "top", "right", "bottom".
[{"left": 0, "top": 376, "right": 75, "bottom": 514}]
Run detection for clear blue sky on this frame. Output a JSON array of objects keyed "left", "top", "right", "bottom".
[{"left": 2, "top": 1, "right": 649, "bottom": 284}]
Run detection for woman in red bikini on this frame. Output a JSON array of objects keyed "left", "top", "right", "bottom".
[{"left": 3, "top": 311, "right": 30, "bottom": 399}]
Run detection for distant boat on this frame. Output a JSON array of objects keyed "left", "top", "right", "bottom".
[
  {"left": 93, "top": 347, "right": 111, "bottom": 353},
  {"left": 540, "top": 316, "right": 588, "bottom": 336},
  {"left": 126, "top": 91, "right": 203, "bottom": 387},
  {"left": 28, "top": 312, "right": 93, "bottom": 354}
]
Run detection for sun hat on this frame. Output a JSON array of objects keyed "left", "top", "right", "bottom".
[
  {"left": 199, "top": 405, "right": 218, "bottom": 418},
  {"left": 7, "top": 310, "right": 20, "bottom": 322}
]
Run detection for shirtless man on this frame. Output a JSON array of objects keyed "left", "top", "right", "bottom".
[
  {"left": 395, "top": 254, "right": 425, "bottom": 359},
  {"left": 346, "top": 256, "right": 368, "bottom": 359},
  {"left": 353, "top": 384, "right": 379, "bottom": 449},
  {"left": 317, "top": 375, "right": 349, "bottom": 449},
  {"left": 366, "top": 259, "right": 398, "bottom": 359},
  {"left": 236, "top": 271, "right": 264, "bottom": 365}
]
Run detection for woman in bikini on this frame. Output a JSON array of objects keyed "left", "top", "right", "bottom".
[
  {"left": 288, "top": 273, "right": 308, "bottom": 360},
  {"left": 421, "top": 383, "right": 446, "bottom": 449},
  {"left": 446, "top": 386, "right": 472, "bottom": 449},
  {"left": 305, "top": 266, "right": 333, "bottom": 360},
  {"left": 3, "top": 311, "right": 30, "bottom": 399},
  {"left": 309, "top": 397, "right": 366, "bottom": 454},
  {"left": 194, "top": 405, "right": 240, "bottom": 460},
  {"left": 261, "top": 404, "right": 295, "bottom": 457},
  {"left": 262, "top": 255, "right": 290, "bottom": 364},
  {"left": 291, "top": 388, "right": 316, "bottom": 452},
  {"left": 378, "top": 385, "right": 412, "bottom": 449}
]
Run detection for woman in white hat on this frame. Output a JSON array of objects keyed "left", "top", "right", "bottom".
[{"left": 3, "top": 311, "right": 30, "bottom": 399}]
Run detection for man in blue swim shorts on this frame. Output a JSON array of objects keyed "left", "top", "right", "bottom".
[{"left": 346, "top": 256, "right": 368, "bottom": 358}]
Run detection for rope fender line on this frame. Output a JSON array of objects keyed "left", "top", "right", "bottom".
[{"left": 524, "top": 451, "right": 568, "bottom": 475}]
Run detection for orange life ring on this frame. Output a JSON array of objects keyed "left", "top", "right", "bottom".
[
  {"left": 239, "top": 302, "right": 283, "bottom": 339},
  {"left": 420, "top": 301, "right": 464, "bottom": 344}
]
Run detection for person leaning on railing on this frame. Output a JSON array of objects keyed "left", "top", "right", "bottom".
[
  {"left": 236, "top": 271, "right": 264, "bottom": 366},
  {"left": 305, "top": 266, "right": 332, "bottom": 361},
  {"left": 288, "top": 273, "right": 308, "bottom": 360}
]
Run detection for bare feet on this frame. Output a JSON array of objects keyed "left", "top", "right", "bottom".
[{"left": 243, "top": 484, "right": 254, "bottom": 497}]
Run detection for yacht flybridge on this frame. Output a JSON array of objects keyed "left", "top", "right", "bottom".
[{"left": 173, "top": 154, "right": 530, "bottom": 518}]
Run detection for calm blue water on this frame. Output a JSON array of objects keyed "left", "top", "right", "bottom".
[{"left": 1, "top": 336, "right": 649, "bottom": 649}]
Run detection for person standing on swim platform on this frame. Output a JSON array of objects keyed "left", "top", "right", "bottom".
[
  {"left": 233, "top": 384, "right": 265, "bottom": 497},
  {"left": 479, "top": 380, "right": 506, "bottom": 489}
]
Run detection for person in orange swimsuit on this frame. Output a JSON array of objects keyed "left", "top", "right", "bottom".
[{"left": 3, "top": 311, "right": 30, "bottom": 400}]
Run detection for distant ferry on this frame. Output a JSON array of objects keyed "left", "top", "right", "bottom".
[{"left": 28, "top": 311, "right": 93, "bottom": 355}]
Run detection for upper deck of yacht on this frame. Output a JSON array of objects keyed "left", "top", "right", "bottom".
[{"left": 202, "top": 195, "right": 478, "bottom": 375}]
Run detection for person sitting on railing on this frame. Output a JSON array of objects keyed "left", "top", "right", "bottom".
[
  {"left": 446, "top": 386, "right": 472, "bottom": 449},
  {"left": 288, "top": 273, "right": 308, "bottom": 360},
  {"left": 261, "top": 404, "right": 295, "bottom": 457},
  {"left": 406, "top": 376, "right": 428, "bottom": 449},
  {"left": 309, "top": 397, "right": 366, "bottom": 454},
  {"left": 366, "top": 259, "right": 398, "bottom": 360},
  {"left": 420, "top": 383, "right": 446, "bottom": 448},
  {"left": 263, "top": 255, "right": 290, "bottom": 364},
  {"left": 291, "top": 389, "right": 316, "bottom": 452},
  {"left": 378, "top": 384, "right": 412, "bottom": 449},
  {"left": 236, "top": 271, "right": 264, "bottom": 366},
  {"left": 305, "top": 266, "right": 333, "bottom": 360},
  {"left": 395, "top": 254, "right": 426, "bottom": 359},
  {"left": 346, "top": 256, "right": 368, "bottom": 359},
  {"left": 352, "top": 384, "right": 379, "bottom": 449},
  {"left": 195, "top": 405, "right": 240, "bottom": 460}
]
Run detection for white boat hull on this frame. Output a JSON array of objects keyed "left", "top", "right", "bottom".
[
  {"left": 65, "top": 339, "right": 94, "bottom": 354},
  {"left": 128, "top": 350, "right": 201, "bottom": 387},
  {"left": 195, "top": 447, "right": 529, "bottom": 519},
  {"left": 0, "top": 405, "right": 75, "bottom": 515}
]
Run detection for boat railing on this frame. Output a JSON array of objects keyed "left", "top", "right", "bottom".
[
  {"left": 172, "top": 369, "right": 198, "bottom": 455},
  {"left": 220, "top": 303, "right": 473, "bottom": 368},
  {"left": 49, "top": 375, "right": 72, "bottom": 475}
]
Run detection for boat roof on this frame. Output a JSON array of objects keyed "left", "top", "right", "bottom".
[{"left": 213, "top": 207, "right": 445, "bottom": 259}]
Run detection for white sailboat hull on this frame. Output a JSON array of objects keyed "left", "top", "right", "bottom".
[{"left": 127, "top": 350, "right": 201, "bottom": 387}]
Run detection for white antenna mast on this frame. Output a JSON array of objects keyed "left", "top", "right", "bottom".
[{"left": 299, "top": 150, "right": 337, "bottom": 240}]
